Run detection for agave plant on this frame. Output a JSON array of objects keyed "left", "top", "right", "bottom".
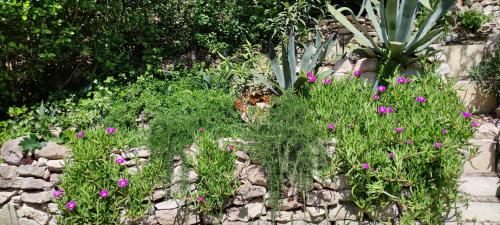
[
  {"left": 267, "top": 30, "right": 336, "bottom": 91},
  {"left": 327, "top": 0, "right": 453, "bottom": 65}
]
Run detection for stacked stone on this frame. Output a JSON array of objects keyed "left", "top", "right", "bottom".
[
  {"left": 0, "top": 138, "right": 69, "bottom": 225},
  {"left": 111, "top": 146, "right": 151, "bottom": 175},
  {"left": 146, "top": 138, "right": 390, "bottom": 225},
  {"left": 461, "top": 0, "right": 500, "bottom": 17}
]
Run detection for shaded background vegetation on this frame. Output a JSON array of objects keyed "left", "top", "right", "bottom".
[{"left": 0, "top": 0, "right": 364, "bottom": 117}]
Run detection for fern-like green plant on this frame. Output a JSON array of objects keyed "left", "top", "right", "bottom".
[
  {"left": 328, "top": 0, "right": 453, "bottom": 65},
  {"left": 268, "top": 30, "right": 336, "bottom": 92}
]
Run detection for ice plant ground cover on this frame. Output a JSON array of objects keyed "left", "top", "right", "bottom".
[
  {"left": 54, "top": 129, "right": 158, "bottom": 224},
  {"left": 307, "top": 73, "right": 475, "bottom": 223}
]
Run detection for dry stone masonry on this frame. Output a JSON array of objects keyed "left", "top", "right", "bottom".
[{"left": 1, "top": 117, "right": 500, "bottom": 225}]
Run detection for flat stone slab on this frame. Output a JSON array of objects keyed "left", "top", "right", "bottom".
[
  {"left": 460, "top": 176, "right": 500, "bottom": 197},
  {"left": 462, "top": 202, "right": 500, "bottom": 223},
  {"left": 0, "top": 203, "right": 19, "bottom": 225},
  {"left": 463, "top": 139, "right": 497, "bottom": 173}
]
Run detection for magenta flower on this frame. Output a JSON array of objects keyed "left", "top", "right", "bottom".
[
  {"left": 377, "top": 86, "right": 387, "bottom": 93},
  {"left": 105, "top": 127, "right": 117, "bottom": 135},
  {"left": 353, "top": 70, "right": 362, "bottom": 78},
  {"left": 227, "top": 144, "right": 236, "bottom": 151},
  {"left": 461, "top": 112, "right": 472, "bottom": 119},
  {"left": 327, "top": 123, "right": 336, "bottom": 130},
  {"left": 378, "top": 106, "right": 387, "bottom": 114},
  {"left": 322, "top": 79, "right": 332, "bottom": 85},
  {"left": 396, "top": 77, "right": 412, "bottom": 84},
  {"left": 434, "top": 142, "right": 443, "bottom": 149},
  {"left": 307, "top": 71, "right": 317, "bottom": 83},
  {"left": 75, "top": 131, "right": 85, "bottom": 139},
  {"left": 117, "top": 178, "right": 129, "bottom": 188},
  {"left": 387, "top": 107, "right": 394, "bottom": 113},
  {"left": 394, "top": 127, "right": 404, "bottom": 133},
  {"left": 388, "top": 152, "right": 395, "bottom": 159},
  {"left": 66, "top": 201, "right": 77, "bottom": 211},
  {"left": 372, "top": 94, "right": 380, "bottom": 101},
  {"left": 406, "top": 139, "right": 413, "bottom": 145},
  {"left": 362, "top": 163, "right": 370, "bottom": 169},
  {"left": 441, "top": 129, "right": 448, "bottom": 134},
  {"left": 396, "top": 77, "right": 406, "bottom": 84},
  {"left": 99, "top": 190, "right": 109, "bottom": 198},
  {"left": 471, "top": 120, "right": 480, "bottom": 127},
  {"left": 52, "top": 189, "right": 64, "bottom": 198},
  {"left": 197, "top": 195, "right": 206, "bottom": 204},
  {"left": 415, "top": 96, "right": 426, "bottom": 103},
  {"left": 198, "top": 127, "right": 205, "bottom": 132},
  {"left": 115, "top": 157, "right": 125, "bottom": 164}
]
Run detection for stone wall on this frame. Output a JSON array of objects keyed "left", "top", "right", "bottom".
[
  {"left": 0, "top": 139, "right": 151, "bottom": 225},
  {"left": 1, "top": 119, "right": 499, "bottom": 225}
]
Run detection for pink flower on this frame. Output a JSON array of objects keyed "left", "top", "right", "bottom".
[
  {"left": 388, "top": 152, "right": 395, "bottom": 159},
  {"left": 197, "top": 195, "right": 206, "bottom": 204},
  {"left": 117, "top": 178, "right": 128, "bottom": 188},
  {"left": 372, "top": 95, "right": 380, "bottom": 101},
  {"left": 75, "top": 131, "right": 85, "bottom": 138},
  {"left": 434, "top": 142, "right": 443, "bottom": 149},
  {"left": 227, "top": 144, "right": 236, "bottom": 151},
  {"left": 378, "top": 106, "right": 387, "bottom": 114},
  {"left": 353, "top": 70, "right": 362, "bottom": 78},
  {"left": 99, "top": 190, "right": 109, "bottom": 198},
  {"left": 387, "top": 107, "right": 394, "bottom": 113},
  {"left": 377, "top": 86, "right": 387, "bottom": 93},
  {"left": 406, "top": 139, "right": 413, "bottom": 145},
  {"left": 396, "top": 77, "right": 406, "bottom": 84},
  {"left": 105, "top": 127, "right": 117, "bottom": 135},
  {"left": 471, "top": 120, "right": 480, "bottom": 127},
  {"left": 66, "top": 201, "right": 77, "bottom": 211},
  {"left": 394, "top": 127, "right": 404, "bottom": 133},
  {"left": 415, "top": 96, "right": 426, "bottom": 103},
  {"left": 307, "top": 71, "right": 317, "bottom": 83},
  {"left": 362, "top": 163, "right": 370, "bottom": 169},
  {"left": 52, "top": 189, "right": 64, "bottom": 198},
  {"left": 115, "top": 157, "right": 125, "bottom": 164},
  {"left": 396, "top": 77, "right": 412, "bottom": 84},
  {"left": 461, "top": 112, "right": 472, "bottom": 119},
  {"left": 327, "top": 123, "right": 336, "bottom": 130},
  {"left": 323, "top": 79, "right": 332, "bottom": 85},
  {"left": 198, "top": 127, "right": 205, "bottom": 132},
  {"left": 441, "top": 129, "right": 448, "bottom": 134}
]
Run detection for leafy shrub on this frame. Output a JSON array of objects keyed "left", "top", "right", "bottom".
[
  {"left": 56, "top": 128, "right": 157, "bottom": 224},
  {"left": 470, "top": 48, "right": 500, "bottom": 101},
  {"left": 458, "top": 10, "right": 491, "bottom": 31},
  {"left": 307, "top": 74, "right": 474, "bottom": 223},
  {"left": 19, "top": 134, "right": 46, "bottom": 155},
  {"left": 191, "top": 131, "right": 238, "bottom": 215},
  {"left": 245, "top": 92, "right": 330, "bottom": 210}
]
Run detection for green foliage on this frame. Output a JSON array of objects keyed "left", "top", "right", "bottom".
[
  {"left": 19, "top": 134, "right": 46, "bottom": 155},
  {"left": 56, "top": 129, "right": 157, "bottom": 224},
  {"left": 0, "top": 102, "right": 58, "bottom": 144},
  {"left": 245, "top": 92, "right": 330, "bottom": 210},
  {"left": 267, "top": 0, "right": 325, "bottom": 39},
  {"left": 458, "top": 10, "right": 491, "bottom": 31},
  {"left": 470, "top": 47, "right": 500, "bottom": 100},
  {"left": 148, "top": 89, "right": 242, "bottom": 185},
  {"left": 327, "top": 0, "right": 454, "bottom": 66},
  {"left": 307, "top": 74, "right": 474, "bottom": 223},
  {"left": 267, "top": 30, "right": 336, "bottom": 92},
  {"left": 191, "top": 132, "right": 238, "bottom": 215},
  {"left": 0, "top": 0, "right": 170, "bottom": 113}
]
